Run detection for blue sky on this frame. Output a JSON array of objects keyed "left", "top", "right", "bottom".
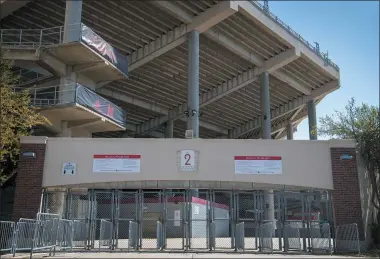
[{"left": 260, "top": 1, "right": 379, "bottom": 139}]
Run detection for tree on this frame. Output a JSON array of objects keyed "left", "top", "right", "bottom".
[
  {"left": 0, "top": 51, "right": 48, "bottom": 185},
  {"left": 318, "top": 98, "right": 380, "bottom": 241}
]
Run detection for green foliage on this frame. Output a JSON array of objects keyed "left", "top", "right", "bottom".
[
  {"left": 318, "top": 97, "right": 380, "bottom": 209},
  {"left": 0, "top": 51, "right": 48, "bottom": 185}
]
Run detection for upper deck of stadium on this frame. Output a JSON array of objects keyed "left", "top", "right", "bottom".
[{"left": 0, "top": 0, "right": 340, "bottom": 139}]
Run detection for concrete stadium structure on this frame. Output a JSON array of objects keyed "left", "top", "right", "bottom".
[{"left": 0, "top": 0, "right": 372, "bottom": 255}]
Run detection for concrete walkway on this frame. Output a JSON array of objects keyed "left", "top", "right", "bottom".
[{"left": 4, "top": 252, "right": 362, "bottom": 259}]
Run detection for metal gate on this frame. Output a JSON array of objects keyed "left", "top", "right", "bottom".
[
  {"left": 139, "top": 191, "right": 162, "bottom": 250},
  {"left": 38, "top": 188, "right": 333, "bottom": 254},
  {"left": 90, "top": 191, "right": 114, "bottom": 250},
  {"left": 236, "top": 191, "right": 263, "bottom": 251},
  {"left": 163, "top": 190, "right": 187, "bottom": 250},
  {"left": 114, "top": 190, "right": 138, "bottom": 250}
]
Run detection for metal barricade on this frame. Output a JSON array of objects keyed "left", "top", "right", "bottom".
[
  {"left": 57, "top": 219, "right": 73, "bottom": 251},
  {"left": 235, "top": 222, "right": 245, "bottom": 251},
  {"left": 283, "top": 222, "right": 301, "bottom": 251},
  {"left": 0, "top": 221, "right": 15, "bottom": 254},
  {"left": 156, "top": 221, "right": 164, "bottom": 251},
  {"left": 128, "top": 221, "right": 138, "bottom": 250},
  {"left": 30, "top": 213, "right": 60, "bottom": 258},
  {"left": 72, "top": 220, "right": 88, "bottom": 249},
  {"left": 13, "top": 219, "right": 36, "bottom": 255},
  {"left": 209, "top": 221, "right": 215, "bottom": 251},
  {"left": 99, "top": 219, "right": 112, "bottom": 251},
  {"left": 310, "top": 222, "right": 331, "bottom": 253},
  {"left": 335, "top": 223, "right": 360, "bottom": 254},
  {"left": 259, "top": 222, "right": 274, "bottom": 253}
]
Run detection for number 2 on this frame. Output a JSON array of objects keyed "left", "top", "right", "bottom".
[{"left": 184, "top": 153, "right": 191, "bottom": 165}]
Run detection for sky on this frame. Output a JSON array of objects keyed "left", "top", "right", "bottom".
[{"left": 260, "top": 1, "right": 379, "bottom": 139}]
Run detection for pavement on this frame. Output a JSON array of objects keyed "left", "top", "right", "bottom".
[{"left": 2, "top": 252, "right": 364, "bottom": 259}]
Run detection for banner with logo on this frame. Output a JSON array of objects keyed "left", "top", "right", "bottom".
[
  {"left": 75, "top": 84, "right": 126, "bottom": 127},
  {"left": 80, "top": 24, "right": 128, "bottom": 76}
]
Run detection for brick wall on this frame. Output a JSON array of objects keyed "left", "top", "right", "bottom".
[
  {"left": 330, "top": 147, "right": 364, "bottom": 240},
  {"left": 12, "top": 143, "right": 46, "bottom": 221}
]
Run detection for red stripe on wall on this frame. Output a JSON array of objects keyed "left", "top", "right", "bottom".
[
  {"left": 234, "top": 156, "right": 282, "bottom": 160},
  {"left": 93, "top": 154, "right": 141, "bottom": 159}
]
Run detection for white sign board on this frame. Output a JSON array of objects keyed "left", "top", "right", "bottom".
[
  {"left": 62, "top": 162, "right": 76, "bottom": 175},
  {"left": 174, "top": 210, "right": 181, "bottom": 226},
  {"left": 179, "top": 150, "right": 196, "bottom": 172},
  {"left": 234, "top": 156, "right": 282, "bottom": 175},
  {"left": 93, "top": 155, "right": 141, "bottom": 173}
]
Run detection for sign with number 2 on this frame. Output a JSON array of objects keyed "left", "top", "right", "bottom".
[{"left": 180, "top": 150, "right": 196, "bottom": 172}]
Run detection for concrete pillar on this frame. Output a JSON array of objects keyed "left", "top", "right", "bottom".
[
  {"left": 286, "top": 122, "right": 293, "bottom": 140},
  {"left": 165, "top": 120, "right": 174, "bottom": 138},
  {"left": 264, "top": 190, "right": 275, "bottom": 222},
  {"left": 63, "top": 0, "right": 83, "bottom": 43},
  {"left": 308, "top": 99, "right": 317, "bottom": 140},
  {"left": 59, "top": 121, "right": 72, "bottom": 137},
  {"left": 47, "top": 189, "right": 66, "bottom": 216},
  {"left": 59, "top": 66, "right": 77, "bottom": 104},
  {"left": 260, "top": 71, "right": 275, "bottom": 228},
  {"left": 187, "top": 30, "right": 200, "bottom": 138},
  {"left": 260, "top": 72, "right": 271, "bottom": 139}
]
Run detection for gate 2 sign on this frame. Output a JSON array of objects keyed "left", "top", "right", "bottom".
[{"left": 179, "top": 150, "right": 197, "bottom": 172}]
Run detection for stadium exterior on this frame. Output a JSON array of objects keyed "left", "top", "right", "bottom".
[{"left": 0, "top": 0, "right": 372, "bottom": 254}]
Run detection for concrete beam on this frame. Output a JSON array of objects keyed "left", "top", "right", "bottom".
[
  {"left": 272, "top": 70, "right": 311, "bottom": 95},
  {"left": 159, "top": 4, "right": 309, "bottom": 95},
  {"left": 67, "top": 118, "right": 101, "bottom": 130},
  {"left": 152, "top": 1, "right": 193, "bottom": 23},
  {"left": 237, "top": 1, "right": 339, "bottom": 79},
  {"left": 228, "top": 80, "right": 339, "bottom": 138},
  {"left": 258, "top": 48, "right": 301, "bottom": 74},
  {"left": 135, "top": 48, "right": 303, "bottom": 135},
  {"left": 127, "top": 1, "right": 237, "bottom": 74},
  {"left": 0, "top": 0, "right": 30, "bottom": 19},
  {"left": 206, "top": 30, "right": 309, "bottom": 94},
  {"left": 98, "top": 87, "right": 228, "bottom": 134},
  {"left": 2, "top": 47, "right": 67, "bottom": 77},
  {"left": 187, "top": 1, "right": 238, "bottom": 33},
  {"left": 73, "top": 62, "right": 106, "bottom": 73},
  {"left": 152, "top": 1, "right": 310, "bottom": 95},
  {"left": 14, "top": 60, "right": 51, "bottom": 76}
]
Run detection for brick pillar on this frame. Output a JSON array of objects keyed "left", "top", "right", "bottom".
[
  {"left": 12, "top": 143, "right": 46, "bottom": 221},
  {"left": 330, "top": 147, "right": 364, "bottom": 240}
]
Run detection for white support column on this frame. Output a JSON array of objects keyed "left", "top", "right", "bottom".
[
  {"left": 308, "top": 99, "right": 317, "bottom": 140},
  {"left": 59, "top": 121, "right": 72, "bottom": 137},
  {"left": 63, "top": 0, "right": 83, "bottom": 43},
  {"left": 165, "top": 120, "right": 174, "bottom": 138},
  {"left": 286, "top": 122, "right": 294, "bottom": 140},
  {"left": 260, "top": 71, "right": 275, "bottom": 230},
  {"left": 187, "top": 30, "right": 200, "bottom": 138},
  {"left": 264, "top": 190, "right": 275, "bottom": 227},
  {"left": 59, "top": 66, "right": 77, "bottom": 104},
  {"left": 47, "top": 188, "right": 66, "bottom": 216},
  {"left": 188, "top": 30, "right": 200, "bottom": 197},
  {"left": 260, "top": 72, "right": 271, "bottom": 139}
]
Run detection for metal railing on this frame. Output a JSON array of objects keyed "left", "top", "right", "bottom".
[
  {"left": 0, "top": 221, "right": 15, "bottom": 253},
  {"left": 249, "top": 1, "right": 339, "bottom": 71},
  {"left": 99, "top": 219, "right": 112, "bottom": 251},
  {"left": 0, "top": 24, "right": 81, "bottom": 47},
  {"left": 13, "top": 83, "right": 77, "bottom": 108},
  {"left": 13, "top": 219, "right": 36, "bottom": 255},
  {"left": 30, "top": 213, "right": 61, "bottom": 258},
  {"left": 335, "top": 223, "right": 360, "bottom": 254}
]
